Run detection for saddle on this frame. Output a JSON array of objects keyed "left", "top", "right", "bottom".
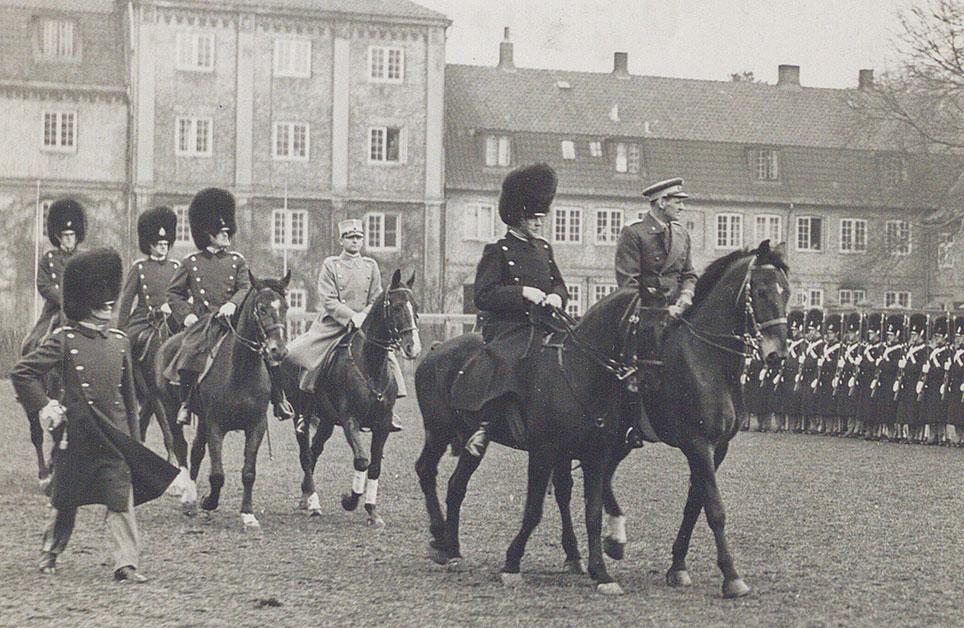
[{"left": 298, "top": 332, "right": 353, "bottom": 393}]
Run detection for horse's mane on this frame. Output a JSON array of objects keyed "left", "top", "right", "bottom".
[
  {"left": 689, "top": 245, "right": 789, "bottom": 312},
  {"left": 576, "top": 286, "right": 637, "bottom": 346}
]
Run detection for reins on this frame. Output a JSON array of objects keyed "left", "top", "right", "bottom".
[{"left": 346, "top": 287, "right": 418, "bottom": 402}]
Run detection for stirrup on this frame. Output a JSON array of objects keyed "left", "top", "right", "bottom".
[
  {"left": 176, "top": 404, "right": 192, "bottom": 426},
  {"left": 274, "top": 398, "right": 295, "bottom": 421},
  {"left": 465, "top": 427, "right": 489, "bottom": 457}
]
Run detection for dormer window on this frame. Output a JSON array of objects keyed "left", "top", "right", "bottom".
[
  {"left": 749, "top": 148, "right": 779, "bottom": 180},
  {"left": 36, "top": 17, "right": 78, "bottom": 61},
  {"left": 589, "top": 141, "right": 603, "bottom": 157},
  {"left": 484, "top": 135, "right": 511, "bottom": 167},
  {"left": 614, "top": 141, "right": 640, "bottom": 174},
  {"left": 561, "top": 140, "right": 576, "bottom": 160},
  {"left": 878, "top": 155, "right": 908, "bottom": 186}
]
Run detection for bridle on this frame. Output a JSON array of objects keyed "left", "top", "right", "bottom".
[
  {"left": 222, "top": 286, "right": 287, "bottom": 364},
  {"left": 678, "top": 257, "right": 788, "bottom": 359},
  {"left": 355, "top": 287, "right": 418, "bottom": 352}
]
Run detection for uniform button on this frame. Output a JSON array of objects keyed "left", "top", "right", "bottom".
[
  {"left": 200, "top": 289, "right": 206, "bottom": 294},
  {"left": 228, "top": 276, "right": 233, "bottom": 280},
  {"left": 507, "top": 261, "right": 515, "bottom": 266},
  {"left": 88, "top": 400, "right": 94, "bottom": 405},
  {"left": 51, "top": 273, "right": 56, "bottom": 278},
  {"left": 193, "top": 266, "right": 198, "bottom": 271},
  {"left": 232, "top": 264, "right": 237, "bottom": 269},
  {"left": 501, "top": 246, "right": 508, "bottom": 251},
  {"left": 81, "top": 382, "right": 90, "bottom": 388},
  {"left": 75, "top": 365, "right": 84, "bottom": 371},
  {"left": 513, "top": 278, "right": 520, "bottom": 283},
  {"left": 204, "top": 301, "right": 210, "bottom": 307},
  {"left": 67, "top": 333, "right": 75, "bottom": 339},
  {"left": 196, "top": 277, "right": 202, "bottom": 282},
  {"left": 140, "top": 274, "right": 145, "bottom": 279}
]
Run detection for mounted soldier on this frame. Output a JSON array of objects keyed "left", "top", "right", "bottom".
[
  {"left": 11, "top": 248, "right": 177, "bottom": 581},
  {"left": 163, "top": 187, "right": 291, "bottom": 425},
  {"left": 285, "top": 217, "right": 406, "bottom": 431},
  {"left": 452, "top": 163, "right": 568, "bottom": 456}
]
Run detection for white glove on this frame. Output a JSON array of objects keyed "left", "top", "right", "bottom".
[
  {"left": 521, "top": 287, "right": 547, "bottom": 304},
  {"left": 350, "top": 311, "right": 367, "bottom": 329},
  {"left": 218, "top": 302, "right": 237, "bottom": 318},
  {"left": 898, "top": 358, "right": 907, "bottom": 369},
  {"left": 160, "top": 302, "right": 172, "bottom": 315},
  {"left": 40, "top": 400, "right": 66, "bottom": 431},
  {"left": 922, "top": 363, "right": 930, "bottom": 374},
  {"left": 667, "top": 304, "right": 683, "bottom": 318},
  {"left": 544, "top": 293, "right": 563, "bottom": 309},
  {"left": 183, "top": 313, "right": 199, "bottom": 327}
]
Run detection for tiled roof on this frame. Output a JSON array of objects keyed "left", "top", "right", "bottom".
[
  {"left": 445, "top": 64, "right": 964, "bottom": 208},
  {"left": 169, "top": 0, "right": 449, "bottom": 23}
]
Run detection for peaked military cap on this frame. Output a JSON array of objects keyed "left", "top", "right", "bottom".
[
  {"left": 63, "top": 248, "right": 122, "bottom": 322},
  {"left": 339, "top": 218, "right": 364, "bottom": 237},
  {"left": 188, "top": 187, "right": 237, "bottom": 250},
  {"left": 642, "top": 177, "right": 688, "bottom": 200},
  {"left": 138, "top": 206, "right": 178, "bottom": 254},
  {"left": 498, "top": 163, "right": 558, "bottom": 226},
  {"left": 47, "top": 198, "right": 86, "bottom": 247},
  {"left": 805, "top": 308, "right": 823, "bottom": 330}
]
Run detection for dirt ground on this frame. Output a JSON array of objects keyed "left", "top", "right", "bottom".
[{"left": 0, "top": 380, "right": 961, "bottom": 627}]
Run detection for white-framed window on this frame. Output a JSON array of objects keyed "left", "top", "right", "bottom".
[
  {"left": 365, "top": 212, "right": 399, "bottom": 250},
  {"left": 271, "top": 209, "right": 308, "bottom": 250},
  {"left": 39, "top": 200, "right": 53, "bottom": 238},
  {"left": 173, "top": 205, "right": 191, "bottom": 244},
  {"left": 566, "top": 284, "right": 582, "bottom": 317},
  {"left": 614, "top": 142, "right": 640, "bottom": 174},
  {"left": 589, "top": 141, "right": 603, "bottom": 157},
  {"left": 39, "top": 18, "right": 76, "bottom": 60},
  {"left": 795, "top": 216, "right": 823, "bottom": 251},
  {"left": 273, "top": 38, "right": 311, "bottom": 78},
  {"left": 938, "top": 234, "right": 955, "bottom": 269},
  {"left": 592, "top": 282, "right": 618, "bottom": 305},
  {"left": 369, "top": 126, "right": 405, "bottom": 163},
  {"left": 886, "top": 220, "right": 911, "bottom": 255},
  {"left": 884, "top": 291, "right": 911, "bottom": 309},
  {"left": 484, "top": 135, "right": 511, "bottom": 167},
  {"left": 175, "top": 117, "right": 212, "bottom": 157},
  {"left": 287, "top": 288, "right": 308, "bottom": 337},
  {"left": 176, "top": 32, "right": 214, "bottom": 72},
  {"left": 838, "top": 289, "right": 866, "bottom": 307},
  {"left": 464, "top": 203, "right": 496, "bottom": 241},
  {"left": 808, "top": 289, "right": 824, "bottom": 307},
  {"left": 561, "top": 140, "right": 576, "bottom": 160},
  {"left": 368, "top": 46, "right": 404, "bottom": 83},
  {"left": 716, "top": 213, "right": 743, "bottom": 249},
  {"left": 839, "top": 218, "right": 868, "bottom": 253},
  {"left": 273, "top": 122, "right": 309, "bottom": 161},
  {"left": 751, "top": 148, "right": 779, "bottom": 180},
  {"left": 594, "top": 209, "right": 623, "bottom": 245},
  {"left": 41, "top": 111, "right": 76, "bottom": 152},
  {"left": 754, "top": 214, "right": 782, "bottom": 245},
  {"left": 553, "top": 207, "right": 582, "bottom": 244},
  {"left": 287, "top": 288, "right": 306, "bottom": 311}
]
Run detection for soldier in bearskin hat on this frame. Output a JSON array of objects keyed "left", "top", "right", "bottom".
[
  {"left": 896, "top": 313, "right": 928, "bottom": 443},
  {"left": 773, "top": 309, "right": 805, "bottom": 432},
  {"left": 799, "top": 308, "right": 824, "bottom": 433},
  {"left": 874, "top": 314, "right": 905, "bottom": 440},
  {"left": 11, "top": 248, "right": 178, "bottom": 581},
  {"left": 946, "top": 315, "right": 964, "bottom": 446},
  {"left": 855, "top": 312, "right": 885, "bottom": 439},
  {"left": 813, "top": 312, "right": 842, "bottom": 434},
  {"left": 836, "top": 312, "right": 862, "bottom": 436},
  {"left": 451, "top": 163, "right": 568, "bottom": 456},
  {"left": 919, "top": 314, "right": 950, "bottom": 445}
]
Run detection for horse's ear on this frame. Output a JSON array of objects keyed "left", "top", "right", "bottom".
[
  {"left": 390, "top": 269, "right": 401, "bottom": 288},
  {"left": 406, "top": 270, "right": 416, "bottom": 288},
  {"left": 281, "top": 269, "right": 291, "bottom": 289},
  {"left": 772, "top": 241, "right": 787, "bottom": 259},
  {"left": 757, "top": 239, "right": 771, "bottom": 254}
]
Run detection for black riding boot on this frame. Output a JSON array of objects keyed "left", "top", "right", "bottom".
[
  {"left": 267, "top": 366, "right": 295, "bottom": 421},
  {"left": 176, "top": 370, "right": 196, "bottom": 425}
]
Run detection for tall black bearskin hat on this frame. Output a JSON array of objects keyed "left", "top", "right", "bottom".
[
  {"left": 188, "top": 187, "right": 236, "bottom": 250},
  {"left": 138, "top": 206, "right": 178, "bottom": 255},
  {"left": 908, "top": 313, "right": 928, "bottom": 339},
  {"left": 498, "top": 163, "right": 558, "bottom": 226},
  {"left": 844, "top": 311, "right": 862, "bottom": 333},
  {"left": 62, "top": 248, "right": 122, "bottom": 322},
  {"left": 787, "top": 309, "right": 805, "bottom": 333},
  {"left": 931, "top": 314, "right": 949, "bottom": 337},
  {"left": 805, "top": 308, "right": 823, "bottom": 331},
  {"left": 46, "top": 199, "right": 86, "bottom": 247},
  {"left": 824, "top": 313, "right": 842, "bottom": 335},
  {"left": 885, "top": 313, "right": 905, "bottom": 338},
  {"left": 862, "top": 312, "right": 883, "bottom": 339},
  {"left": 953, "top": 314, "right": 964, "bottom": 340}
]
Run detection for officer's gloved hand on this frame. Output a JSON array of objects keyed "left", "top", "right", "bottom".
[
  {"left": 544, "top": 293, "right": 563, "bottom": 309},
  {"left": 218, "top": 302, "right": 237, "bottom": 319},
  {"left": 40, "top": 400, "right": 66, "bottom": 431},
  {"left": 522, "top": 287, "right": 547, "bottom": 304},
  {"left": 183, "top": 313, "right": 199, "bottom": 327},
  {"left": 160, "top": 302, "right": 172, "bottom": 315},
  {"left": 350, "top": 311, "right": 367, "bottom": 329}
]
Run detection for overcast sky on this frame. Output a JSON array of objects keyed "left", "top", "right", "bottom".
[{"left": 415, "top": 0, "right": 910, "bottom": 88}]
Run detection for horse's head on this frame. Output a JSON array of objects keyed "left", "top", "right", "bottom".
[
  {"left": 246, "top": 269, "right": 291, "bottom": 365},
  {"left": 744, "top": 240, "right": 790, "bottom": 367},
  {"left": 380, "top": 269, "right": 421, "bottom": 360}
]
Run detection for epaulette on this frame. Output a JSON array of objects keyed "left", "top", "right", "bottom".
[
  {"left": 361, "top": 256, "right": 379, "bottom": 265},
  {"left": 171, "top": 258, "right": 181, "bottom": 267},
  {"left": 108, "top": 328, "right": 127, "bottom": 338},
  {"left": 323, "top": 255, "right": 340, "bottom": 264},
  {"left": 625, "top": 218, "right": 643, "bottom": 227},
  {"left": 184, "top": 253, "right": 197, "bottom": 264},
  {"left": 134, "top": 258, "right": 147, "bottom": 269},
  {"left": 50, "top": 326, "right": 69, "bottom": 336},
  {"left": 228, "top": 251, "right": 245, "bottom": 260},
  {"left": 532, "top": 234, "right": 550, "bottom": 244}
]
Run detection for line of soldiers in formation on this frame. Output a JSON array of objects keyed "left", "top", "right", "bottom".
[{"left": 739, "top": 308, "right": 964, "bottom": 446}]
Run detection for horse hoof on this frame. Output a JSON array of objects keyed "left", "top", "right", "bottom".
[
  {"left": 722, "top": 578, "right": 751, "bottom": 598},
  {"left": 597, "top": 582, "right": 625, "bottom": 596},
  {"left": 500, "top": 572, "right": 523, "bottom": 587},
  {"left": 603, "top": 537, "right": 625, "bottom": 561},
  {"left": 445, "top": 557, "right": 462, "bottom": 572},
  {"left": 428, "top": 545, "right": 449, "bottom": 566},
  {"left": 241, "top": 513, "right": 262, "bottom": 531},
  {"left": 308, "top": 508, "right": 323, "bottom": 518},
  {"left": 38, "top": 476, "right": 52, "bottom": 495},
  {"left": 563, "top": 559, "right": 587, "bottom": 575},
  {"left": 201, "top": 498, "right": 218, "bottom": 512},
  {"left": 341, "top": 492, "right": 360, "bottom": 512},
  {"left": 182, "top": 501, "right": 197, "bottom": 517},
  {"left": 367, "top": 514, "right": 386, "bottom": 529},
  {"left": 666, "top": 569, "right": 693, "bottom": 587},
  {"left": 298, "top": 496, "right": 308, "bottom": 510}
]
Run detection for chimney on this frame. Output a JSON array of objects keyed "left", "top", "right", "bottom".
[
  {"left": 858, "top": 68, "right": 874, "bottom": 90},
  {"left": 612, "top": 52, "right": 630, "bottom": 78},
  {"left": 498, "top": 27, "right": 514, "bottom": 71},
  {"left": 777, "top": 64, "right": 800, "bottom": 88}
]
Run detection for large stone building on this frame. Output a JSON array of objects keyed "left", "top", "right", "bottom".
[
  {"left": 443, "top": 32, "right": 964, "bottom": 316},
  {"left": 0, "top": 0, "right": 130, "bottom": 330}
]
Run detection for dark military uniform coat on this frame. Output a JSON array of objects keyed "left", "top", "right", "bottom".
[
  {"left": 11, "top": 325, "right": 177, "bottom": 511},
  {"left": 22, "top": 248, "right": 76, "bottom": 355},
  {"left": 452, "top": 229, "right": 567, "bottom": 412},
  {"left": 164, "top": 248, "right": 251, "bottom": 378},
  {"left": 117, "top": 257, "right": 180, "bottom": 354},
  {"left": 918, "top": 343, "right": 950, "bottom": 425},
  {"left": 896, "top": 342, "right": 928, "bottom": 425},
  {"left": 614, "top": 212, "right": 697, "bottom": 304},
  {"left": 856, "top": 342, "right": 883, "bottom": 425},
  {"left": 814, "top": 341, "right": 842, "bottom": 417},
  {"left": 874, "top": 343, "right": 903, "bottom": 424},
  {"left": 772, "top": 337, "right": 804, "bottom": 415},
  {"left": 742, "top": 355, "right": 767, "bottom": 416},
  {"left": 946, "top": 346, "right": 964, "bottom": 427},
  {"left": 835, "top": 342, "right": 863, "bottom": 417},
  {"left": 798, "top": 338, "right": 824, "bottom": 415}
]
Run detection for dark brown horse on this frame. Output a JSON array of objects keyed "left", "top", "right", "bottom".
[
  {"left": 281, "top": 270, "right": 421, "bottom": 528},
  {"left": 156, "top": 271, "right": 290, "bottom": 529},
  {"left": 130, "top": 308, "right": 179, "bottom": 465},
  {"left": 599, "top": 241, "right": 790, "bottom": 598}
]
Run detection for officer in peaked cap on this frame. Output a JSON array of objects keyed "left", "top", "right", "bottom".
[
  {"left": 451, "top": 163, "right": 568, "bottom": 456},
  {"left": 799, "top": 308, "right": 824, "bottom": 432},
  {"left": 897, "top": 313, "right": 929, "bottom": 442},
  {"left": 920, "top": 314, "right": 951, "bottom": 444},
  {"left": 12, "top": 248, "right": 178, "bottom": 582},
  {"left": 285, "top": 217, "right": 405, "bottom": 431},
  {"left": 615, "top": 177, "right": 697, "bottom": 317},
  {"left": 946, "top": 314, "right": 964, "bottom": 445}
]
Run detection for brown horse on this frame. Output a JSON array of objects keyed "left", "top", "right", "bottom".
[
  {"left": 156, "top": 271, "right": 290, "bottom": 529},
  {"left": 281, "top": 270, "right": 421, "bottom": 528},
  {"left": 130, "top": 308, "right": 179, "bottom": 464}
]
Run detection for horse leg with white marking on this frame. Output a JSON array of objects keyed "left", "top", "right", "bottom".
[
  {"left": 582, "top": 452, "right": 622, "bottom": 594},
  {"left": 240, "top": 420, "right": 266, "bottom": 530},
  {"left": 602, "top": 446, "right": 632, "bottom": 560},
  {"left": 340, "top": 416, "right": 369, "bottom": 512},
  {"left": 182, "top": 420, "right": 206, "bottom": 513},
  {"left": 299, "top": 419, "right": 333, "bottom": 516},
  {"left": 363, "top": 426, "right": 389, "bottom": 529}
]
